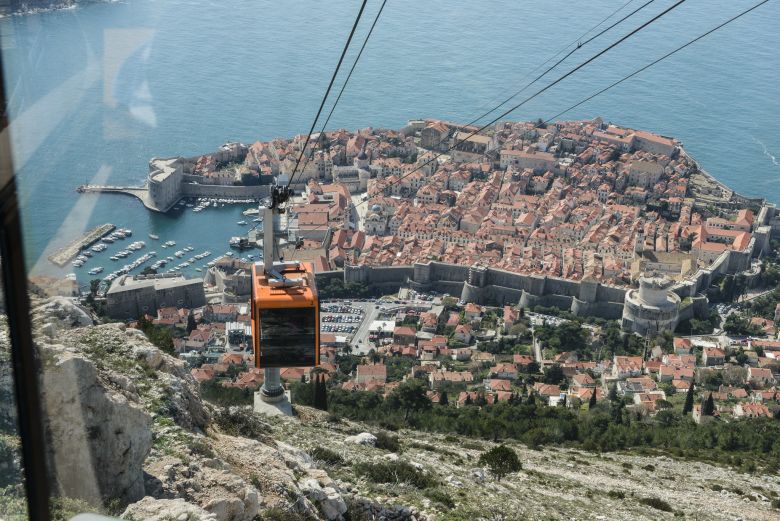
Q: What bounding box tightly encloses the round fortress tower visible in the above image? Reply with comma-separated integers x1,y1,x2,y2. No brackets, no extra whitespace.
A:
622,272,681,335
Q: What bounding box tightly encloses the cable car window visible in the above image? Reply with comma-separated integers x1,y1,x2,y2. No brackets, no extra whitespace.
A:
259,307,317,367
0,255,28,518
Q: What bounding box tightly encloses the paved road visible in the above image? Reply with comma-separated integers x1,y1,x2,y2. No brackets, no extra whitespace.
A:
321,298,437,355
351,302,380,355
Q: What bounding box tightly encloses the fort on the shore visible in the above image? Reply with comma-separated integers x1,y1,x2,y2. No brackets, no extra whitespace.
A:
88,117,780,333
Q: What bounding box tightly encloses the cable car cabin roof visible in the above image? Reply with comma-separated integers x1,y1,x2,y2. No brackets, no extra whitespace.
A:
251,261,318,308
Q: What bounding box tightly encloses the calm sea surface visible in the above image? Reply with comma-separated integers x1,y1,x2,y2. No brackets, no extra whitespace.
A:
1,0,779,282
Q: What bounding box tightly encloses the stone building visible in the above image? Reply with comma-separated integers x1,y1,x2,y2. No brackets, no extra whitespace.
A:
205,257,252,302
106,275,206,319
148,157,184,211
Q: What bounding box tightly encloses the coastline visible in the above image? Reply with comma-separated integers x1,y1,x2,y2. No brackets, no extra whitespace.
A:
0,0,109,18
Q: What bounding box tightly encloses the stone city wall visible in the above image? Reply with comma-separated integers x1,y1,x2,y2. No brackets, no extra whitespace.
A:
340,261,628,320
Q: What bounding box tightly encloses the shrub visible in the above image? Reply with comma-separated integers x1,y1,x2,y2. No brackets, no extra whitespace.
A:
607,490,625,499
478,445,522,481
771,498,780,509
51,497,101,521
710,484,723,492
310,447,344,466
642,464,655,471
251,475,262,489
213,408,270,441
423,488,455,510
200,380,253,406
353,461,435,489
190,437,215,458
374,431,400,453
639,497,673,512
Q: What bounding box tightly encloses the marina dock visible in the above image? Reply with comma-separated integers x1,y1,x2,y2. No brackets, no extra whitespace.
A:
48,223,115,267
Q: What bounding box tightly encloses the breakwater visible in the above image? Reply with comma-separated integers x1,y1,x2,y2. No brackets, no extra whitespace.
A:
48,223,115,267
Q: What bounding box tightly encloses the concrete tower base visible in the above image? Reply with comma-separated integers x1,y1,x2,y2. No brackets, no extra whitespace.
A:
253,390,293,417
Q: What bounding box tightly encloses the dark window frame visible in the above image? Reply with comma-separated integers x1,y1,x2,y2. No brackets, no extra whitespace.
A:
0,50,52,521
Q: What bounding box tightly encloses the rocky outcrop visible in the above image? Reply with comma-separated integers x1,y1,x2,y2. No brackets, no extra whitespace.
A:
42,351,152,504
123,497,218,521
27,297,211,508
344,432,376,446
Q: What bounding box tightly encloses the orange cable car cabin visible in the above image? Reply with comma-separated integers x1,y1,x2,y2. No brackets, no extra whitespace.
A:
251,260,320,368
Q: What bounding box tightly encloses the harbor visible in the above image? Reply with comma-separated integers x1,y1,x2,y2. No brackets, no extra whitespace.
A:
45,197,264,287
47,223,116,267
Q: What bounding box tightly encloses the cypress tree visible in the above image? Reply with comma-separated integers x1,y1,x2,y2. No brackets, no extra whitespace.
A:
464,394,473,406
608,384,618,402
320,374,328,411
526,392,536,406
308,373,318,407
187,311,197,333
440,390,449,406
588,389,598,410
702,392,715,416
309,374,320,409
682,380,695,415
312,374,324,410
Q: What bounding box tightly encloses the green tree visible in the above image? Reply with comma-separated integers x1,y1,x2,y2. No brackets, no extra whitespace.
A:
187,310,197,334
321,374,329,410
610,400,624,425
608,384,618,402
543,364,565,384
478,445,522,481
312,373,328,411
682,380,695,415
702,393,715,416
588,389,598,410
387,379,432,420
136,315,175,355
439,390,449,406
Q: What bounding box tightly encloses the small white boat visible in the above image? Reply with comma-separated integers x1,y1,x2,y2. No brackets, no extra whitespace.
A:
149,234,159,240
236,220,247,225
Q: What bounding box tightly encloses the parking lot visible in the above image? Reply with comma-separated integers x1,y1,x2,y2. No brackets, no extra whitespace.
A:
320,304,363,334
319,296,441,355
319,300,373,345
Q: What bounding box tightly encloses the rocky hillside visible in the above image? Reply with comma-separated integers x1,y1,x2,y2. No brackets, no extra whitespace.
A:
2,296,780,520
